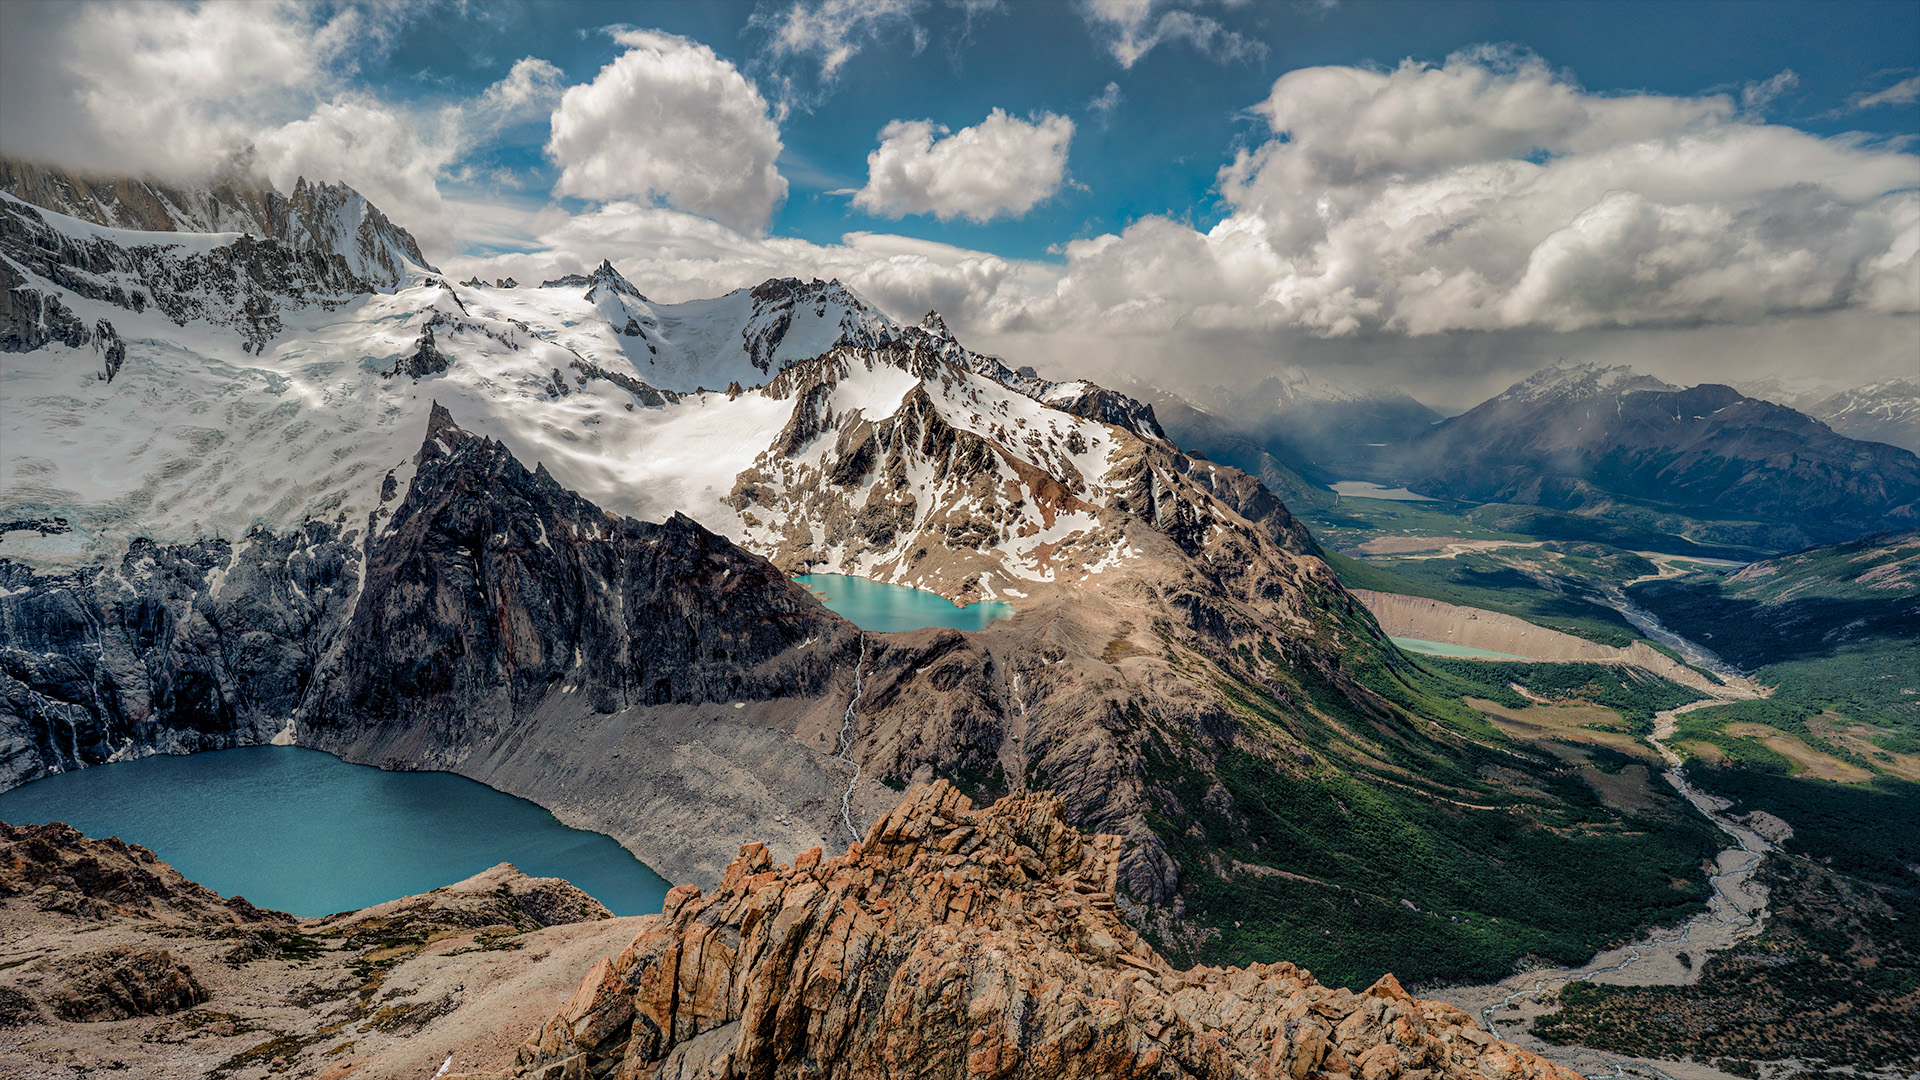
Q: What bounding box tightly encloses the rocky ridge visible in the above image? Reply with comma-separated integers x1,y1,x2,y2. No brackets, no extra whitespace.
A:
0,820,639,1078
1,161,430,362
499,781,1579,1080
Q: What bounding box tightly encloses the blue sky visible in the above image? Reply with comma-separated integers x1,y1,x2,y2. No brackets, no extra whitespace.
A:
355,0,1920,260
1,0,1915,399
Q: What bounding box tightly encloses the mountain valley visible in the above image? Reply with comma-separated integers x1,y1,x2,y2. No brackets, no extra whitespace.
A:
2,160,1916,1080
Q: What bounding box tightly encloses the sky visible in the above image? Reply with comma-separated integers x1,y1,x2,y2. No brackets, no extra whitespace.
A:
1,0,1917,408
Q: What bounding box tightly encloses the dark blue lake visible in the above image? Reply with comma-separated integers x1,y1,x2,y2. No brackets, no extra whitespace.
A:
0,746,670,919
795,573,1014,633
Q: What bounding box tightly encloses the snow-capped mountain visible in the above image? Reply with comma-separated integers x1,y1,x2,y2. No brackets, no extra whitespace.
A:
1482,360,1678,405
3,175,1733,973
1,157,430,290
1805,377,1920,455
0,191,1221,609
2,165,433,368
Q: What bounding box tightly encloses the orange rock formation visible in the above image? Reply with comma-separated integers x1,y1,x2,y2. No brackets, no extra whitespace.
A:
499,781,1580,1080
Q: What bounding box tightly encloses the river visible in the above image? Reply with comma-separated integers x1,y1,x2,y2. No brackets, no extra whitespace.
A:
1435,681,1776,1080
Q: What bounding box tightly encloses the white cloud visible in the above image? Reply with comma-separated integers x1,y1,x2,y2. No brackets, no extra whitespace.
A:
1852,74,1920,110
749,0,926,113
0,0,390,179
441,201,1052,329
850,109,1074,223
1088,81,1124,117
1740,69,1798,114
255,96,462,247
476,57,566,129
1077,0,1266,69
0,1,568,255
546,29,788,234
1035,50,1920,338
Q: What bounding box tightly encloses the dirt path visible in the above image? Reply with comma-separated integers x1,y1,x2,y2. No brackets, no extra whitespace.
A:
1434,696,1776,1080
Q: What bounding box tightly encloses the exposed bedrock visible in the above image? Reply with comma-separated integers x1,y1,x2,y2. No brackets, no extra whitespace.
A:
0,522,360,790
502,781,1581,1080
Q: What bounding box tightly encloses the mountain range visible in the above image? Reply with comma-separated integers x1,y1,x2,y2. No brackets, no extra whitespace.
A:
0,163,1731,992
1376,362,1920,550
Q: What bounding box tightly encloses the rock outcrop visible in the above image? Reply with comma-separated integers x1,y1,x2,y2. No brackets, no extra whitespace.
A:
0,820,292,926
0,821,646,1078
503,782,1580,1080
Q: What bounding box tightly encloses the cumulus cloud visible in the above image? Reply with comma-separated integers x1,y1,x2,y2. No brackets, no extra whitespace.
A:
1077,0,1266,69
850,109,1074,222
546,29,788,234
476,57,567,129
1035,50,1920,338
0,1,573,253
0,0,389,178
255,96,462,245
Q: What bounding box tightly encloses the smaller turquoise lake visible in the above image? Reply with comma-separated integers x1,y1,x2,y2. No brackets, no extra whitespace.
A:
0,746,670,918
1390,635,1528,660
795,573,1013,633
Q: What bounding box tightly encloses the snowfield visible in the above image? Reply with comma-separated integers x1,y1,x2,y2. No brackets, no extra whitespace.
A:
4,200,1175,596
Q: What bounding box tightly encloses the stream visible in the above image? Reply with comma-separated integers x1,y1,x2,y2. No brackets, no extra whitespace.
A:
1589,583,1744,678
1436,689,1776,1080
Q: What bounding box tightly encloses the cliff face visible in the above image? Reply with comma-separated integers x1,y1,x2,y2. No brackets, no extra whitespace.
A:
303,402,856,736
503,781,1579,1080
0,522,359,790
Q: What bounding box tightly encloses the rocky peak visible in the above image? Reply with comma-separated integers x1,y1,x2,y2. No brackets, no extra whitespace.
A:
276,175,434,290
506,780,1580,1080
1499,360,1675,404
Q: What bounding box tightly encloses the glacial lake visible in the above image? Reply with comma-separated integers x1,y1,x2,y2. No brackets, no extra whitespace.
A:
1327,481,1437,502
795,573,1014,633
0,746,670,919
1390,635,1528,660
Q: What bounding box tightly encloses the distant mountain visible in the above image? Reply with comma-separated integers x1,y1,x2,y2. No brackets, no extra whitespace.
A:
1137,367,1440,490
1389,361,1920,548
1806,378,1920,455
1135,394,1336,511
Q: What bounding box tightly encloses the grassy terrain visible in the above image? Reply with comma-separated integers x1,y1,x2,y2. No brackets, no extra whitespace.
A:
1531,768,1920,1073
1463,504,1775,561
1631,533,1920,757
1140,631,1719,991
1324,549,1643,647
1413,657,1701,730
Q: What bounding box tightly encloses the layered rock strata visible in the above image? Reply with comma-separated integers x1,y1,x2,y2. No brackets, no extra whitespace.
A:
503,781,1580,1080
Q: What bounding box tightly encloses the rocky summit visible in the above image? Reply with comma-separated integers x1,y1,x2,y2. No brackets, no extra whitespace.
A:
498,781,1578,1080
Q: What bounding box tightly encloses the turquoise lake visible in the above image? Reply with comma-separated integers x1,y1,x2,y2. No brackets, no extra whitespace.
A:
795,573,1013,633
0,746,670,919
1389,635,1529,660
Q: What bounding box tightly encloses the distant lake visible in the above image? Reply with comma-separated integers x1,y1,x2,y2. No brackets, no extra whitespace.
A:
0,746,670,919
1390,635,1528,660
1329,481,1437,502
796,573,1014,633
